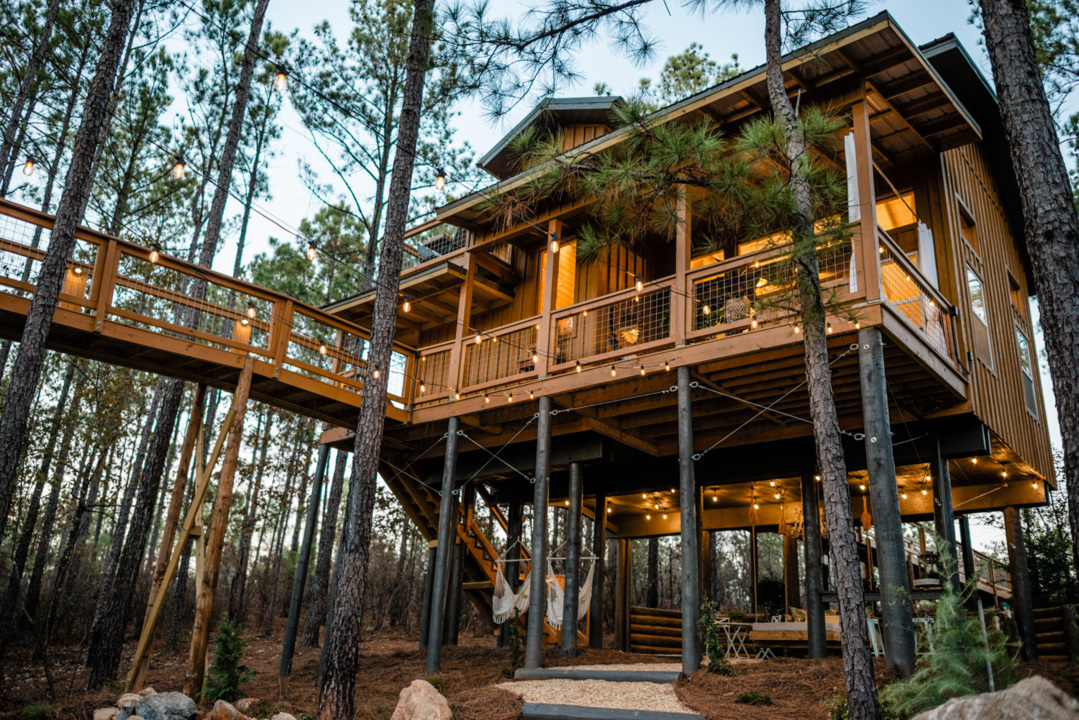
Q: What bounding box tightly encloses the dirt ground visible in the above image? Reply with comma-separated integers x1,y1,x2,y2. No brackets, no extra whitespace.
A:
2,630,1076,720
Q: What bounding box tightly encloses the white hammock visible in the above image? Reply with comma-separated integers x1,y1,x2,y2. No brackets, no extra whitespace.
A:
544,558,596,630
492,562,531,624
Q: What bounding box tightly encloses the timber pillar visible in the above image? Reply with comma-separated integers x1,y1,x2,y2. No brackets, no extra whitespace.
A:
425,416,460,675
858,326,916,677
676,366,701,674
524,395,553,669
561,462,583,655
783,532,800,613
589,494,606,649
801,470,826,658
614,537,631,651
930,437,959,591
1003,506,1038,661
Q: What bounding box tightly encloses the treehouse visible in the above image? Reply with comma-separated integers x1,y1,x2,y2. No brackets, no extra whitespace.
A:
324,12,1055,668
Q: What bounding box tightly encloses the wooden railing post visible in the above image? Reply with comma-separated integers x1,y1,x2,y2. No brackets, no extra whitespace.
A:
536,219,562,378
673,190,691,346
269,299,293,377
91,239,121,331
852,92,880,304
447,253,475,396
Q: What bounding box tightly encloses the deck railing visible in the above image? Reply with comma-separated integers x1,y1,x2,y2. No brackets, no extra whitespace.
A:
0,200,412,404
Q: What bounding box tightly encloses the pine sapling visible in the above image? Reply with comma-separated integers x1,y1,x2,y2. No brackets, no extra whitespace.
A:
203,617,256,702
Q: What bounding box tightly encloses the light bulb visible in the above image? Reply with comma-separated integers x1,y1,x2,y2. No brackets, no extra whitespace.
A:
372,367,380,379
901,492,908,499
654,503,659,509
664,361,670,372
815,475,821,481
475,333,482,345
435,167,446,191
662,514,668,520
855,321,861,329
711,495,717,503
1032,480,1038,489
756,277,768,288
402,297,411,313
529,390,534,400
240,317,250,326
22,156,35,176
635,275,643,293
549,237,559,254
751,319,758,329
921,488,928,495
246,303,256,319
607,507,612,513
576,361,582,373
73,266,82,275
454,390,461,400
753,503,759,510
702,304,711,315
774,493,780,499
319,343,328,355
508,393,514,402
420,382,426,394
769,481,775,487
794,325,801,334
640,367,645,376
149,243,161,264
972,458,978,465
273,67,288,91
610,365,616,377
171,156,185,179
306,242,317,261
484,394,489,403
827,322,833,334
491,335,497,343
641,494,647,499
859,484,866,491
531,350,538,363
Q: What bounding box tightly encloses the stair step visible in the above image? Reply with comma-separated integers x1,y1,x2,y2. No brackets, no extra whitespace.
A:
629,646,683,657
630,633,682,649
514,668,681,684
1037,642,1067,654
631,606,683,619
1033,607,1063,619
522,703,701,720
629,614,682,629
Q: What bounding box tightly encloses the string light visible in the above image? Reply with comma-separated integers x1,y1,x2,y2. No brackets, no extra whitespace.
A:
662,514,668,520
246,302,256,319
610,365,617,377
664,361,670,372
273,65,288,91
702,304,711,315
484,393,490,403
826,322,833,334
372,367,380,379
646,514,651,520
306,241,317,261
635,275,643,293
576,361,582,373
435,167,446,191
774,492,781,499
769,480,776,487
640,366,646,376
753,503,759,510
549,235,559,254
794,325,801,334
22,156,35,176
751,318,758,329
641,493,647,499
319,342,328,355
171,155,186,179
149,243,161,264
420,382,426,394
901,492,907,499
921,488,928,495
402,295,411,313
607,507,612,513
454,390,461,400
475,333,483,345
972,458,978,465
508,392,514,402
528,390,534,400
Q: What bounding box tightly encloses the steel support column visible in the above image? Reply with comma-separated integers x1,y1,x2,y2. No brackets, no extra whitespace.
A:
589,494,606,649
524,395,553,669
676,366,701,674
614,537,631,652
1003,506,1038,661
419,542,437,649
425,416,459,675
931,437,959,591
858,326,915,677
958,515,977,607
500,500,524,647
561,462,583,655
801,470,826,658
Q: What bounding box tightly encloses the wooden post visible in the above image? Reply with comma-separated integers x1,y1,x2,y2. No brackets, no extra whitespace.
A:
676,366,701,673
783,532,800,615
801,470,826,658
958,515,978,608
535,220,562,378
426,416,460,675
589,494,606,649
858,326,916,677
673,190,691,346
418,541,437,650
751,526,759,616
852,95,880,303
1003,506,1038,661
524,394,553,668
280,443,330,678
447,257,475,396
700,525,713,605
183,357,254,697
561,462,583,656
614,538,631,652
930,437,959,591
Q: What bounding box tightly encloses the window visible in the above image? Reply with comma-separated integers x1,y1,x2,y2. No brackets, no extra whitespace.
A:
1008,273,1027,322
959,206,979,254
876,191,917,231
1016,328,1038,417
537,241,578,312
967,265,993,368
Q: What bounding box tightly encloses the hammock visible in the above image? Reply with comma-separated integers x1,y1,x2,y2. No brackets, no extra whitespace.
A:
545,558,596,630
492,562,531,624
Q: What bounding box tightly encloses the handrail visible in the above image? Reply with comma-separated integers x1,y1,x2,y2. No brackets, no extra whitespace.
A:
877,226,952,314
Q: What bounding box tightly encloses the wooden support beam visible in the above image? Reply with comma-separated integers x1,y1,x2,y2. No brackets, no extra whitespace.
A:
183,356,254,697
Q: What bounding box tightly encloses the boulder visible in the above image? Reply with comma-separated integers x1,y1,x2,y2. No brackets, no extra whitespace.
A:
232,699,258,715
390,680,452,720
117,693,142,712
94,708,120,720
204,700,250,720
912,676,1079,720
269,713,297,720
120,691,197,720
138,687,157,697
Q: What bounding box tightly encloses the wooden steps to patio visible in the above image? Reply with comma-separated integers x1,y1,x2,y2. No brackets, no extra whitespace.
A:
630,606,682,655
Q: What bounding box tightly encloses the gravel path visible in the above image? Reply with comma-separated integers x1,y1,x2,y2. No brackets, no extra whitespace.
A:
562,663,683,672
498,678,692,713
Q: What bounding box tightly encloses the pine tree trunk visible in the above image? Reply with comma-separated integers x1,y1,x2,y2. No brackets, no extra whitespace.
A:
316,2,435,717
646,538,659,608
0,0,62,180
301,449,346,647
762,1,878,717
979,0,1079,582
0,0,136,546
229,408,271,622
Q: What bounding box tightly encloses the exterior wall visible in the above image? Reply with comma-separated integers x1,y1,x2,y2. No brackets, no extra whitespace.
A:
938,143,1054,481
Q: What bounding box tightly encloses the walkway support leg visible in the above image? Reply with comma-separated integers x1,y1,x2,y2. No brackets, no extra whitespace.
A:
561,462,583,655
425,416,460,675
524,394,553,669
783,532,800,614
500,500,523,648
1003,506,1038,661
615,538,631,652
801,469,826,658
858,326,916,677
183,357,253,697
419,541,437,649
444,490,464,646
931,437,959,591
958,515,977,607
676,366,701,674
589,494,606,649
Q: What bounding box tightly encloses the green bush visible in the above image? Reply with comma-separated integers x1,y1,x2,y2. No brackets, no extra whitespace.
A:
21,705,51,720
699,600,735,675
735,690,772,706
880,548,1017,717
202,617,256,702
426,677,444,691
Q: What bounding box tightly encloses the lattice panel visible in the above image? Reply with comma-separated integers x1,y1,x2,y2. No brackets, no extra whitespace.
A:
417,348,451,396
553,288,671,365
879,243,954,360
462,324,538,388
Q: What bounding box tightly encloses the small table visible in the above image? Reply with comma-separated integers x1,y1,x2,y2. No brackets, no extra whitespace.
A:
720,621,752,659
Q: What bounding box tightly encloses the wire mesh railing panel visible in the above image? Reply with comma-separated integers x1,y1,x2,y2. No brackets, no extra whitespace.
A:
552,287,671,366
286,310,367,383
0,213,55,293
462,323,538,388
417,348,451,397
110,253,271,352
878,240,954,362
403,225,470,269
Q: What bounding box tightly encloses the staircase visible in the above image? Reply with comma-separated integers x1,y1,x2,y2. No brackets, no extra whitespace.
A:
381,461,582,646
630,606,682,655
1033,605,1078,662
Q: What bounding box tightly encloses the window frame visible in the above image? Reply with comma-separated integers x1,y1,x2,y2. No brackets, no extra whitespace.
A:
966,263,994,371
1014,325,1039,419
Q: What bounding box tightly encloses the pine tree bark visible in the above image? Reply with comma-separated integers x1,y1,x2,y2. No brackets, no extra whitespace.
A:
316,2,434,717
229,407,271,622
762,1,878,717
979,0,1079,582
0,0,136,546
302,449,346,646
646,537,659,607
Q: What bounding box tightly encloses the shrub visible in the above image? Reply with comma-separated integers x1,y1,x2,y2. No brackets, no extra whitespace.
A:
735,690,772,706
22,705,51,720
426,677,444,691
880,547,1017,717
699,600,735,675
202,617,256,702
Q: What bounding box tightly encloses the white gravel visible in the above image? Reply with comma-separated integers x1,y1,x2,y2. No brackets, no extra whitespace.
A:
497,678,692,712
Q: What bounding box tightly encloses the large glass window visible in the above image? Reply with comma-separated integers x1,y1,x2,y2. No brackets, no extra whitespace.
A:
967,265,993,368
1016,328,1038,417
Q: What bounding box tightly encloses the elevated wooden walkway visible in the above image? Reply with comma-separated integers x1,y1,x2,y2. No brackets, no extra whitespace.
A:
0,198,411,428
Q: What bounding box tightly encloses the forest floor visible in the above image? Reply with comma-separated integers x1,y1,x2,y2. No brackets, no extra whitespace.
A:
2,628,1077,720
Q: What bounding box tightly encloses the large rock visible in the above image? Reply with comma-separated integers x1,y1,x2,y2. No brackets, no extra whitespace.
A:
117,693,142,713
232,699,258,715
269,713,297,720
912,676,1079,720
204,700,250,720
94,708,119,720
139,687,157,697
117,691,197,720
390,680,452,720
